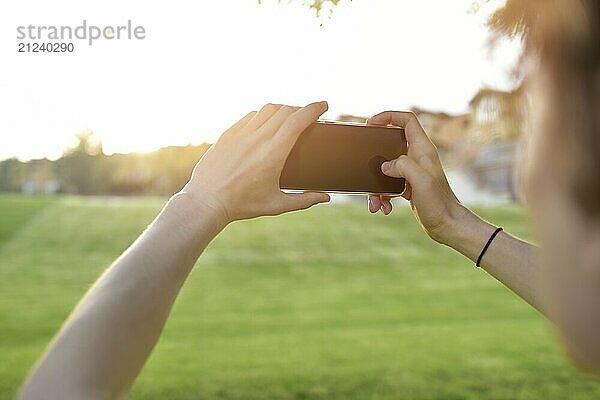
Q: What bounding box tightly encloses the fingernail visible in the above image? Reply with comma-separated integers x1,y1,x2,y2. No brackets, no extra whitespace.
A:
381,161,391,172
319,101,328,111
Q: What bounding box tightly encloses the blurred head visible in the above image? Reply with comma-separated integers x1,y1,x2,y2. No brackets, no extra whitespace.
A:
514,0,600,370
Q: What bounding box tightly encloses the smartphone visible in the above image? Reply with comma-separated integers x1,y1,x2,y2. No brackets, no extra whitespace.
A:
280,121,407,195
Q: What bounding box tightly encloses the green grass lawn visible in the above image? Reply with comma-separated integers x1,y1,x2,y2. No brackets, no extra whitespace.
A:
1,195,599,399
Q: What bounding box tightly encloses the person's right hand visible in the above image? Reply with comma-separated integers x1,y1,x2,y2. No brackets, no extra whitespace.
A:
367,111,469,244
181,101,330,227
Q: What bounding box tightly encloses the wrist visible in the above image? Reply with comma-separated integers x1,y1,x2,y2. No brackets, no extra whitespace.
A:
428,203,471,245
441,206,498,262
163,191,229,239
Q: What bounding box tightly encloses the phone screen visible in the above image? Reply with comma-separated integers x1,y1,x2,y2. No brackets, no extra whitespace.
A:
280,121,407,195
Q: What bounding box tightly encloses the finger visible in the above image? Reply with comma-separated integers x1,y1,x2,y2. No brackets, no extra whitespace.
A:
220,111,257,138
368,195,381,213
380,195,393,214
368,111,435,152
368,110,420,128
380,197,393,215
257,105,300,137
273,101,328,150
246,103,283,130
277,191,330,214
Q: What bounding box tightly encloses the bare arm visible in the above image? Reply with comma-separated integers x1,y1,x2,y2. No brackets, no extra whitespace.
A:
20,101,330,399
440,207,543,314
20,194,223,400
367,111,545,315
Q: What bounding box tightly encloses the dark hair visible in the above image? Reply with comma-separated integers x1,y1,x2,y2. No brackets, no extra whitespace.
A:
491,0,600,218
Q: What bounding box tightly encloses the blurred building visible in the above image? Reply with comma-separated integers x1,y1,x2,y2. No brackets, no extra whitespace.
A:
18,158,61,195
411,108,471,151
468,85,527,142
462,84,528,200
413,84,528,202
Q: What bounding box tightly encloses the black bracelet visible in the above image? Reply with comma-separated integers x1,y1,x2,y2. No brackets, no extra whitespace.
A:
476,227,503,268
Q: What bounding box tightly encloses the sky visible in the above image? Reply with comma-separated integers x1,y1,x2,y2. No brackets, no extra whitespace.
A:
0,0,521,161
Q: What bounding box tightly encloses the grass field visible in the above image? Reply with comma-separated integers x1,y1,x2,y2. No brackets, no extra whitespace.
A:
1,194,599,399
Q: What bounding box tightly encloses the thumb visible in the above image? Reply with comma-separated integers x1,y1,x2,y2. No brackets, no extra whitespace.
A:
381,155,432,189
278,191,330,213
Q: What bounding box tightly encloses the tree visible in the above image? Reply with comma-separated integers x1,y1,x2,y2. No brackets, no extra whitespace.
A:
56,130,106,194
260,0,348,17
65,130,103,157
0,158,24,192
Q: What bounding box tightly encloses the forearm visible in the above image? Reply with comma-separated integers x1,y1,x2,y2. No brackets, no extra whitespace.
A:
442,208,545,315
20,193,225,399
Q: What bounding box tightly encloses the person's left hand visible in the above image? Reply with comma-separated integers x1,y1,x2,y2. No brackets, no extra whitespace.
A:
364,111,466,245
181,101,331,225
